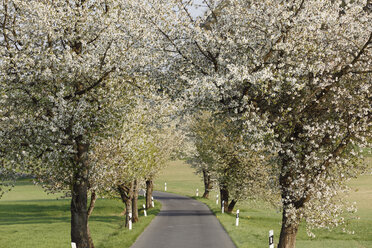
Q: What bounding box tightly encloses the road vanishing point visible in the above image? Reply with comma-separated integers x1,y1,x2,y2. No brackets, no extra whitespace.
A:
131,191,236,248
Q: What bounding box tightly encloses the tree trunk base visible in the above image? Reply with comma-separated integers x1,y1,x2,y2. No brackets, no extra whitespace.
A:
278,208,299,248
220,185,229,213
71,181,89,248
146,180,154,209
132,179,139,223
227,199,237,213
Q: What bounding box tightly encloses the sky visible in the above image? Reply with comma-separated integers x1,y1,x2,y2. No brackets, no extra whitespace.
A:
186,0,210,18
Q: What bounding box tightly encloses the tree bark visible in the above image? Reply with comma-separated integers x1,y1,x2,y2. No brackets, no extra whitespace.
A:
87,191,97,248
277,153,302,248
227,199,237,213
87,191,97,218
278,207,300,248
202,169,213,198
125,196,132,228
132,179,139,223
71,140,90,248
145,179,154,209
118,182,134,228
220,184,229,213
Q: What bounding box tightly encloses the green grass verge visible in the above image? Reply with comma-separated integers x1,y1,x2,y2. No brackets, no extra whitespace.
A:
155,160,372,248
0,179,161,248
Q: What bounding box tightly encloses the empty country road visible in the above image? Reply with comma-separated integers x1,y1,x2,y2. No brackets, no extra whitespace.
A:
131,191,236,248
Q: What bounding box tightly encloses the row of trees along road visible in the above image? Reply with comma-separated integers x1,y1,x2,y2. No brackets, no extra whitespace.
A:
1,1,371,248
90,96,182,229
187,111,277,213
132,1,371,248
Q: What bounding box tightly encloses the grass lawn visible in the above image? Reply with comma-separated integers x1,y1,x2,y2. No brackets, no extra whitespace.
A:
155,160,372,248
0,179,160,248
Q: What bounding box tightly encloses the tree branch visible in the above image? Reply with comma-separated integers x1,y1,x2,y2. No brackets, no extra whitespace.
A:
63,67,116,100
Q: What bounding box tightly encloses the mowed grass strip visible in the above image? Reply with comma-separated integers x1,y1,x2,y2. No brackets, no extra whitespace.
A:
155,160,372,248
0,179,160,248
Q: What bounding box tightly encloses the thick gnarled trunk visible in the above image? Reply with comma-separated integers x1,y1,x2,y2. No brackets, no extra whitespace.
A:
118,182,134,228
278,206,299,248
220,184,229,213
202,169,213,198
277,154,303,248
125,197,132,228
71,141,90,248
227,199,237,213
132,179,139,223
145,179,153,209
71,179,89,248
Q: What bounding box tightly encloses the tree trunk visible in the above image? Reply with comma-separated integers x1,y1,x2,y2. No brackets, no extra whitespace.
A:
87,191,97,248
87,191,97,218
277,153,301,248
202,169,213,198
278,207,300,248
71,140,90,248
145,179,153,209
227,199,237,213
86,226,94,248
125,196,132,228
132,179,139,223
220,184,229,213
118,182,134,228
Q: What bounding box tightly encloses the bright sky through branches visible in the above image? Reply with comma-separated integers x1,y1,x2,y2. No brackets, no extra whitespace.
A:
186,0,209,18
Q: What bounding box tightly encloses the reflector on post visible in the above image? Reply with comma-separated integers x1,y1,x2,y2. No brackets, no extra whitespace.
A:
269,230,274,248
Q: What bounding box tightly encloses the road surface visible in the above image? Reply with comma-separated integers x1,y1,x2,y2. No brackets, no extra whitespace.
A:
131,191,236,248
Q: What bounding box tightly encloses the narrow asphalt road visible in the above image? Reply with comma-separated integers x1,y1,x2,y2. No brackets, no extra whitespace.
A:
131,191,236,248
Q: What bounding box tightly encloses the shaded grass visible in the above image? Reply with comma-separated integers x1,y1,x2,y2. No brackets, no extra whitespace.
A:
0,179,161,248
155,160,372,248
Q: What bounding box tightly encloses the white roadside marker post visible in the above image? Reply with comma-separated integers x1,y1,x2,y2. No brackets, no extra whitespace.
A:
71,242,77,248
269,230,274,248
196,188,199,197
221,200,224,214
216,194,219,205
165,182,167,191
129,212,132,230
151,196,155,208
236,209,240,226
143,204,147,217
